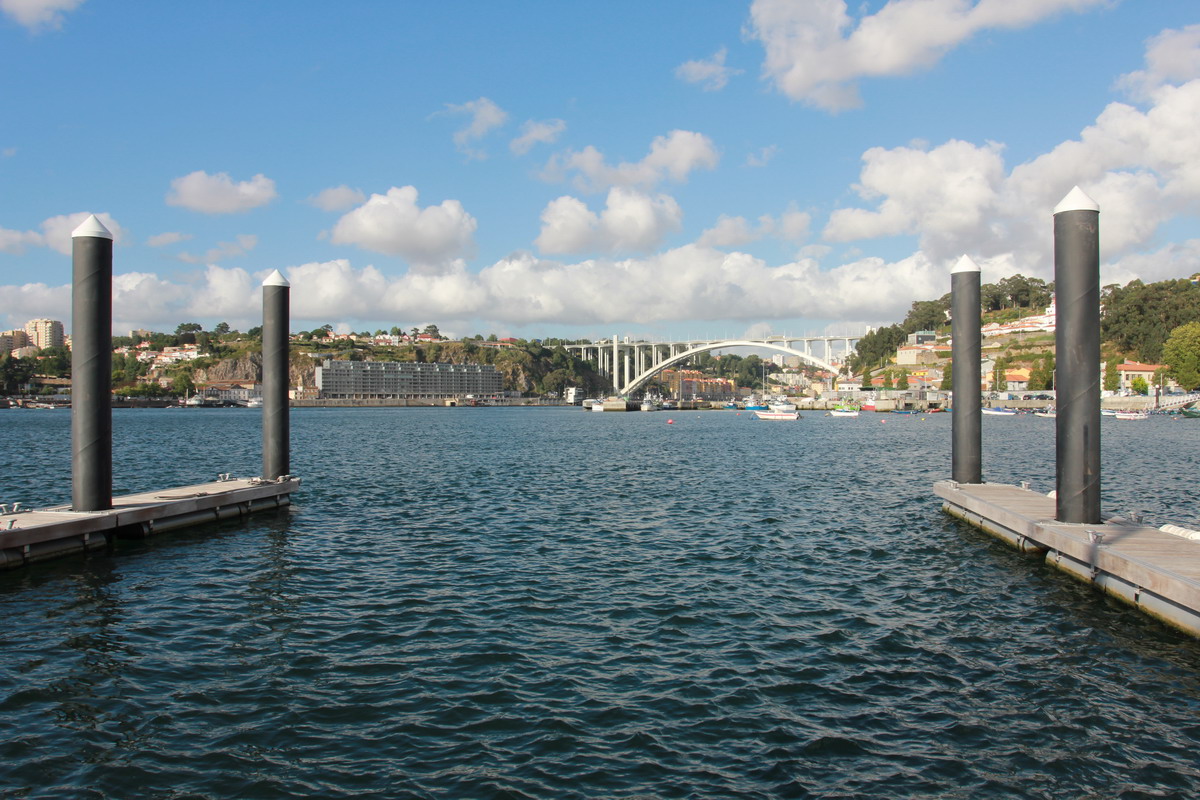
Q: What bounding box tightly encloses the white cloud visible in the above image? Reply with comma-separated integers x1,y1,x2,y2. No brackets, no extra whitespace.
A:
309,185,366,212
438,97,508,159
747,0,1107,111
41,212,126,254
510,119,566,155
1117,25,1200,101
178,234,258,264
166,170,278,214
699,209,811,248
823,139,1007,260
746,145,779,167
0,0,84,30
146,231,192,247
329,185,477,270
0,226,43,254
0,211,125,255
535,188,683,255
675,46,742,91
543,130,719,192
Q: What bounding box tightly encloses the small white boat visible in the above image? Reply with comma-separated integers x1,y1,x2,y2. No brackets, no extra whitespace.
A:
1115,411,1149,421
582,398,600,410
246,396,264,408
753,409,800,420
1100,408,1118,417
982,407,1018,416
1033,409,1055,418
829,408,859,417
640,400,659,412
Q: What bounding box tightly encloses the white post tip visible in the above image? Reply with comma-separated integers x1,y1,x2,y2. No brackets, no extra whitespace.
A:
1054,186,1099,214
71,214,114,240
262,269,290,287
951,255,980,275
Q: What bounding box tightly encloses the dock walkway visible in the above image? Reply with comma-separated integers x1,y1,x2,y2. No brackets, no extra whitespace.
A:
0,476,299,569
935,480,1200,637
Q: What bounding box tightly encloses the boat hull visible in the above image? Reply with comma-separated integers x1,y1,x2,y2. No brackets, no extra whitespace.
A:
753,410,800,420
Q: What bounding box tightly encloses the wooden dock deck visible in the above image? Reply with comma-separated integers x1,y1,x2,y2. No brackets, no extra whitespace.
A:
935,480,1200,637
0,476,300,569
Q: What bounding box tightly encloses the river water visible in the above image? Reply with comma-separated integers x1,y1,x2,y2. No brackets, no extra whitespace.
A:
2,407,1199,798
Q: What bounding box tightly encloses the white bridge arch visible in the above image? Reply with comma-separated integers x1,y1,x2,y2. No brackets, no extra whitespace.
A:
565,334,864,397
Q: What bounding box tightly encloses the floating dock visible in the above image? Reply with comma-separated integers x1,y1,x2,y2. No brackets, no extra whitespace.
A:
936,480,1200,637
0,476,299,570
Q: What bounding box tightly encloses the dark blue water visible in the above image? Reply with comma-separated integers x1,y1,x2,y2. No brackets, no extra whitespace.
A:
2,407,1200,798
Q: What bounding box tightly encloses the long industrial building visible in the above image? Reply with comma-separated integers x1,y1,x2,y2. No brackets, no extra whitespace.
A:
314,359,503,399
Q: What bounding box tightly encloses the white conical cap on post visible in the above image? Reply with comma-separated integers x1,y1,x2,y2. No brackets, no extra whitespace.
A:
262,269,290,287
950,254,980,274
71,214,113,240
1054,186,1099,215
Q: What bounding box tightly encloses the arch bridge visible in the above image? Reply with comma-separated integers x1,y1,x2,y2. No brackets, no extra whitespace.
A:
564,334,865,397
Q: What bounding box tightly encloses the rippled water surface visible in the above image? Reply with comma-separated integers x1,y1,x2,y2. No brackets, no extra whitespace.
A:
3,407,1200,798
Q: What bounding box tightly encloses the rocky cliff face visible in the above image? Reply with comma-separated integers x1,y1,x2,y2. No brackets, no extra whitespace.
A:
193,352,317,389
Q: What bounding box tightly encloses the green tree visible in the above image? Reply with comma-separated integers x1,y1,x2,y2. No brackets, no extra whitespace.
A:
1104,356,1122,392
175,322,203,335
1162,321,1200,391
171,372,195,396
939,363,952,390
1131,375,1149,395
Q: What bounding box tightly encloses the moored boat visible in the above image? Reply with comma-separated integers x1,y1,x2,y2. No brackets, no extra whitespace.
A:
1115,411,1149,421
753,409,801,420
982,407,1018,416
829,408,859,417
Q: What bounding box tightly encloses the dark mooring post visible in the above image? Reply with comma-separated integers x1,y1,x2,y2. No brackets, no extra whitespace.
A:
1054,186,1101,524
951,254,982,484
71,215,114,511
262,269,290,480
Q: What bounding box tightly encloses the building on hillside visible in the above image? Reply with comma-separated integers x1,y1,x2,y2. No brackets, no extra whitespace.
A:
1004,368,1032,392
1,329,31,354
129,328,154,340
315,360,503,399
895,345,952,366
24,319,64,349
1112,360,1177,392
907,330,937,345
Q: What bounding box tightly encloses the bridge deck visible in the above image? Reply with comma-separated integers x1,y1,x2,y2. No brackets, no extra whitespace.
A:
935,480,1200,637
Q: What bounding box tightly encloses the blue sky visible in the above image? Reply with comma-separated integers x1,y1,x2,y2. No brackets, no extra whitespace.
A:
1,0,1198,340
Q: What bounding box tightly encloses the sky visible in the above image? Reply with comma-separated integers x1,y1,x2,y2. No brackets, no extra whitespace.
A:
1,0,1199,342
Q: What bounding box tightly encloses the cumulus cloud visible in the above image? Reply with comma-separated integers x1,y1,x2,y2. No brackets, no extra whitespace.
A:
543,130,719,192
178,234,258,264
699,209,811,247
675,46,742,91
166,170,278,214
822,41,1200,277
1,211,125,255
747,0,1106,111
0,226,43,254
536,188,683,255
309,185,366,212
1117,25,1200,101
437,97,508,159
329,185,477,270
746,145,779,167
510,119,566,155
0,0,85,30
146,231,192,247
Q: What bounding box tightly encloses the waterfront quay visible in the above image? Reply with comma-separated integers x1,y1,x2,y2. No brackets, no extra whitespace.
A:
0,476,299,570
936,481,1200,636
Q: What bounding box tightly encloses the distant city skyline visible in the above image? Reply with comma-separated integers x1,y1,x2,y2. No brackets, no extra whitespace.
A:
1,1,1198,341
